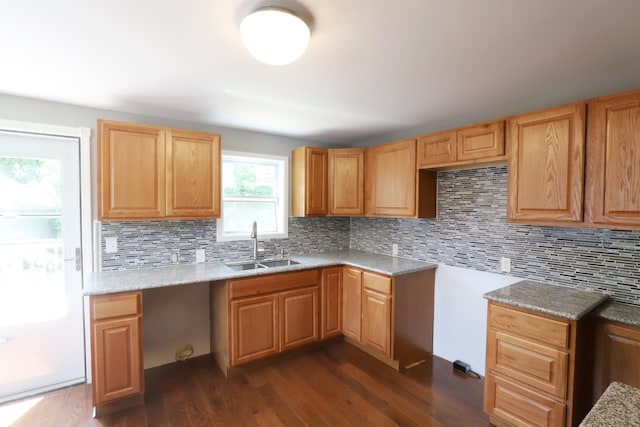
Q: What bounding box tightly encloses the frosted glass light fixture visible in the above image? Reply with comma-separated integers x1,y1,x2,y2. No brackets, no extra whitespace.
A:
240,7,310,66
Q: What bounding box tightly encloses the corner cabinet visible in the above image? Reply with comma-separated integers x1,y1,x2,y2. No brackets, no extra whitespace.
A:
484,302,590,427
320,267,343,339
98,119,221,220
507,103,586,226
341,267,435,370
585,89,640,230
90,291,144,416
328,148,365,216
291,146,328,216
365,138,436,218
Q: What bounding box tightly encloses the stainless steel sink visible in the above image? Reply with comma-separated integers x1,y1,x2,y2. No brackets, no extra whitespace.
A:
225,258,299,271
260,259,300,268
225,262,267,271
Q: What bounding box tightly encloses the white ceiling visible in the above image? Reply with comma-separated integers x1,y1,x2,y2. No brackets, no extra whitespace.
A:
2,0,640,144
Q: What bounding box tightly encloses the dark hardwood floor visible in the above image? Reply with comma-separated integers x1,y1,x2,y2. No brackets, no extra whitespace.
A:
1,341,489,426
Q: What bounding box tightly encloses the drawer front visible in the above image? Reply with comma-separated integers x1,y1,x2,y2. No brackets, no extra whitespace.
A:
362,271,392,295
487,330,568,399
485,374,566,427
91,292,141,321
229,269,319,299
489,304,569,349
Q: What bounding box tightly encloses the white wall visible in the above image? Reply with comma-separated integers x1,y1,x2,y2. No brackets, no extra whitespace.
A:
433,264,520,376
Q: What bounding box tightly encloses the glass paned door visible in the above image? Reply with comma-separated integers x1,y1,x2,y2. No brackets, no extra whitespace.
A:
0,130,85,403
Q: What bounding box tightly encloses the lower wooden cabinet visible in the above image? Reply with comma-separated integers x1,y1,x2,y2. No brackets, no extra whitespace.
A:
361,288,392,359
342,267,362,342
230,294,279,366
592,320,640,403
484,302,590,427
320,267,342,339
280,286,319,351
90,291,143,410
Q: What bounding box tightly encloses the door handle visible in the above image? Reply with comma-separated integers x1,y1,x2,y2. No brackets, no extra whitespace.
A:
63,248,82,272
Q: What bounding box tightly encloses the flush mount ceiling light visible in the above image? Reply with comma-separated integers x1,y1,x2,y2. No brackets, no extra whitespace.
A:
240,7,310,66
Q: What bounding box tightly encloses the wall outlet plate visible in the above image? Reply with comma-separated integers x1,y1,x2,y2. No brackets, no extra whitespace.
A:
500,257,511,273
392,243,398,256
105,237,117,253
196,249,205,264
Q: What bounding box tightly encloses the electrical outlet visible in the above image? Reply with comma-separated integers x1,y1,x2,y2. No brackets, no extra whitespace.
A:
196,249,205,263
105,237,118,253
501,257,511,273
171,253,179,263
392,243,398,256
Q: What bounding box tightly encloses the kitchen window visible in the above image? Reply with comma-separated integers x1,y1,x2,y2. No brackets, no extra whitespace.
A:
216,151,288,241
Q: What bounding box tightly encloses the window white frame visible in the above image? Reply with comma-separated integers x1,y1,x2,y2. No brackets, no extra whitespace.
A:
216,150,289,241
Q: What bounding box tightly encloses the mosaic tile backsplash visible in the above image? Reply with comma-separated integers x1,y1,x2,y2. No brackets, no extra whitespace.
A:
351,166,640,306
101,165,640,306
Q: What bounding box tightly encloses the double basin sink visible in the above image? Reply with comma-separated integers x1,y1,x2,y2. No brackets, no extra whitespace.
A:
225,258,300,271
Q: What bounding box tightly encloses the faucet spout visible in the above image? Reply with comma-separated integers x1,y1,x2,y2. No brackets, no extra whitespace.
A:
251,221,258,261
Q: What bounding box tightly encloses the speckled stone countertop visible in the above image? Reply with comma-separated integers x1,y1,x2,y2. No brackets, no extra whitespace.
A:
484,280,609,320
580,381,640,426
84,249,437,296
594,301,640,328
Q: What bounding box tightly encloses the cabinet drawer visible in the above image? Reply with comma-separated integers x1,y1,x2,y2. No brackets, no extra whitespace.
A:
362,271,392,295
487,330,568,399
91,292,141,321
485,374,566,427
489,304,569,349
229,269,319,299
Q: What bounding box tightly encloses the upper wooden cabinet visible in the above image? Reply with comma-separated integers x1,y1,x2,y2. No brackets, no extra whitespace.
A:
98,119,221,220
507,103,586,226
417,120,506,169
365,138,436,218
291,146,328,216
328,148,365,216
586,89,640,230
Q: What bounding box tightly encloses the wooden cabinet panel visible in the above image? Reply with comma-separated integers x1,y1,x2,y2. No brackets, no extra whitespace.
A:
485,374,566,427
457,120,505,161
328,148,364,215
593,321,640,398
586,89,640,229
342,267,362,342
417,131,456,167
90,291,143,407
321,267,342,339
230,295,278,366
366,138,417,217
228,269,319,299
166,130,220,218
487,330,568,399
362,270,392,295
280,286,319,351
292,146,328,216
98,120,165,219
361,289,392,359
489,304,569,349
507,103,586,225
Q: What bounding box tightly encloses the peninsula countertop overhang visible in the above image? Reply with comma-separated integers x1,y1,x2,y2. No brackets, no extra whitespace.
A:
83,249,438,296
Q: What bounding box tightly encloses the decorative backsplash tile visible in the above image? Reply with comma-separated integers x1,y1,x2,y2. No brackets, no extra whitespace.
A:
351,166,640,306
100,217,350,271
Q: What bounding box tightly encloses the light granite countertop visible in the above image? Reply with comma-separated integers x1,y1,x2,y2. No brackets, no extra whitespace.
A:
595,301,640,328
84,249,437,295
483,280,609,320
580,381,640,426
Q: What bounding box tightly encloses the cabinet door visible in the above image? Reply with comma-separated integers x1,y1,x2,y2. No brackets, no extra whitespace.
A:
457,120,505,161
321,267,342,339
92,316,143,405
507,103,586,225
230,294,278,366
328,148,364,215
594,322,640,395
166,130,221,218
361,289,392,359
366,138,417,217
417,130,456,167
292,147,328,216
342,267,362,342
98,120,165,219
586,90,640,229
280,286,319,351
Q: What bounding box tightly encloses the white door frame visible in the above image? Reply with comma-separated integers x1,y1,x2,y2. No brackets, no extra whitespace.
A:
0,118,94,381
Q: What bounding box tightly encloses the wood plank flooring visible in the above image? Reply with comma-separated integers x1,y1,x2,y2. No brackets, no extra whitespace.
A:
1,341,489,426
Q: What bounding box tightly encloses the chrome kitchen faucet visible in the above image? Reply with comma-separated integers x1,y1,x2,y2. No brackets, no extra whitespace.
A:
251,221,258,261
